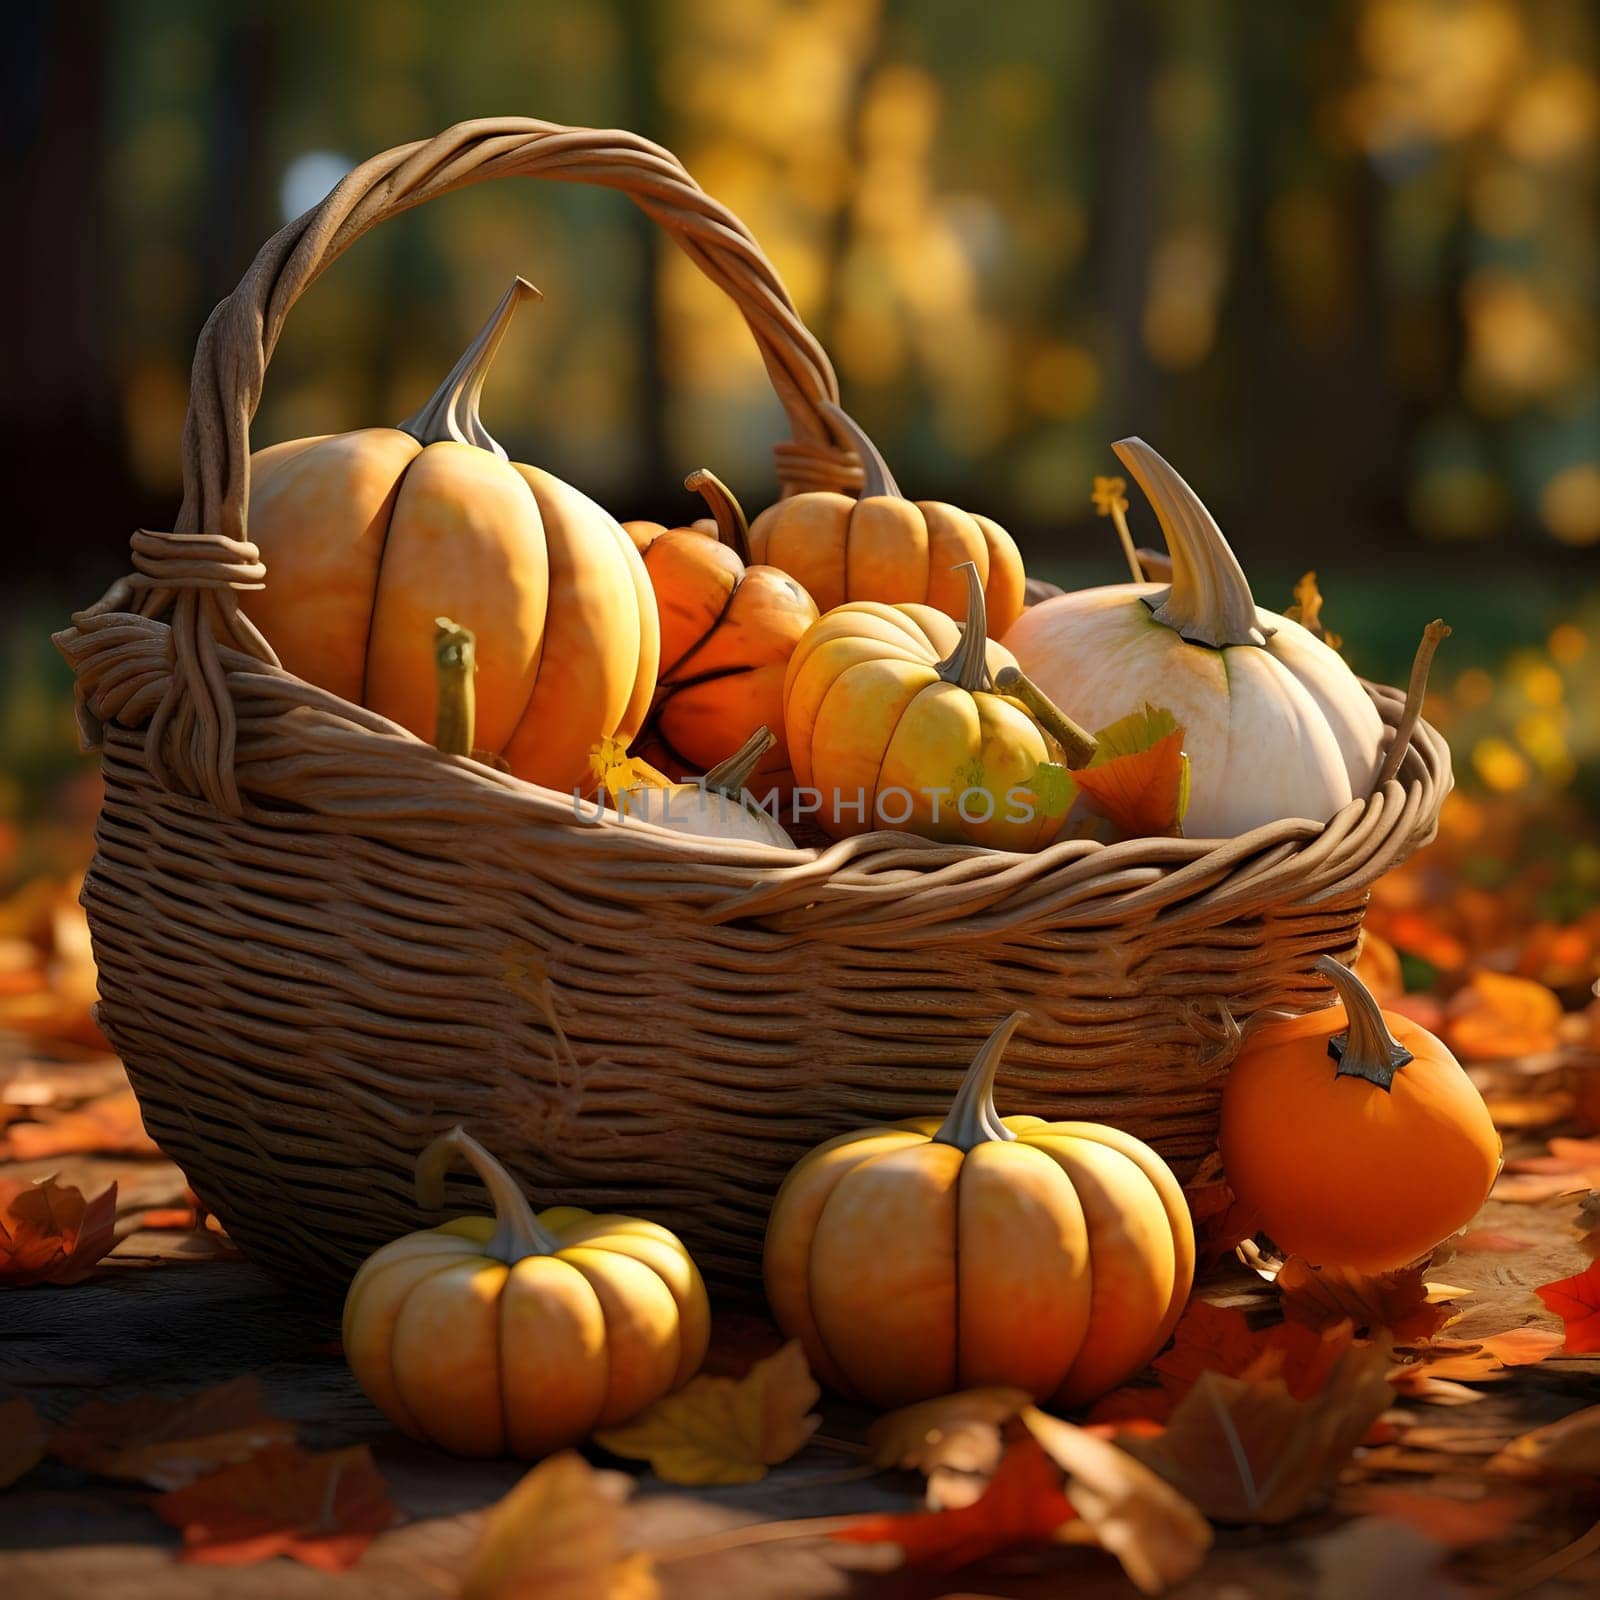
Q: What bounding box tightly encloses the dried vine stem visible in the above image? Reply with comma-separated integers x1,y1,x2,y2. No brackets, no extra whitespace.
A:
1374,619,1451,789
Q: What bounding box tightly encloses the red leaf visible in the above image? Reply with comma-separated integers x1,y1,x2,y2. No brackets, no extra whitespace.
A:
0,1175,118,1285
1154,1300,1356,1402
1534,1259,1600,1354
830,1433,1077,1571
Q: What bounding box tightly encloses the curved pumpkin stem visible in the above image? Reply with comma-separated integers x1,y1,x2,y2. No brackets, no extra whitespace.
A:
933,1013,1027,1150
1111,438,1269,650
937,562,992,694
399,277,540,461
433,617,476,757
819,401,901,499
993,664,1098,769
414,1125,560,1263
702,726,775,799
1315,955,1414,1092
685,469,752,564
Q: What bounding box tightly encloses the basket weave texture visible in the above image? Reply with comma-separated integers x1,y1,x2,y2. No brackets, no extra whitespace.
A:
57,119,1451,1293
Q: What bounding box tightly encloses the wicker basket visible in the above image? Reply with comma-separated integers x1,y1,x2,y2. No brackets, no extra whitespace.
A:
57,118,1450,1295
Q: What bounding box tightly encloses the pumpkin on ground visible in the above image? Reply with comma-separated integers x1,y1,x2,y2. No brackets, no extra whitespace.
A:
342,1127,709,1458
624,472,817,795
783,563,1096,848
763,1013,1195,1409
746,404,1027,636
1220,955,1501,1272
241,278,659,795
1003,439,1387,837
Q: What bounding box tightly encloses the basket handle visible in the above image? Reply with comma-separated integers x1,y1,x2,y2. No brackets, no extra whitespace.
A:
85,117,866,813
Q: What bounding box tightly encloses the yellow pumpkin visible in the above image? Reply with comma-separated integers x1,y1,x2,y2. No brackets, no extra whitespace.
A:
747,405,1026,634
241,279,659,794
783,563,1095,848
343,1127,709,1458
763,1014,1195,1410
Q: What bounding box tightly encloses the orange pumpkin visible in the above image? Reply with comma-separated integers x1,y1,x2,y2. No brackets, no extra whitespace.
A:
764,1013,1194,1409
1220,955,1501,1272
241,279,659,795
746,405,1027,635
624,473,817,795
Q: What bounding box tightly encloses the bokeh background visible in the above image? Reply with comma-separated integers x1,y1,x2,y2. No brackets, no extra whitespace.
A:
3,0,1597,895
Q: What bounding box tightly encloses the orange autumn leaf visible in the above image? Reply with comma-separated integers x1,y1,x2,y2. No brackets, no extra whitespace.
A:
1442,971,1563,1061
1153,1300,1356,1402
1275,1257,1456,1344
0,1088,160,1160
0,1397,48,1488
1339,1485,1531,1548
1451,1229,1537,1253
153,1442,400,1571
53,1377,297,1489
831,1432,1077,1572
1534,1258,1600,1353
1074,707,1189,839
0,1175,117,1285
1373,910,1468,975
1506,1136,1600,1187
867,1387,1031,1505
1184,1167,1259,1271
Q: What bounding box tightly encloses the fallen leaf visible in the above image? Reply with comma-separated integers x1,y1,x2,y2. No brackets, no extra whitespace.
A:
153,1442,400,1571
868,1387,1029,1506
1074,706,1190,838
0,1088,159,1160
1123,1342,1395,1524
1534,1258,1600,1353
1443,972,1564,1061
52,1377,297,1489
831,1431,1078,1571
461,1451,658,1600
592,1339,819,1485
1488,1404,1600,1479
1153,1301,1356,1402
1276,1257,1456,1344
1022,1406,1211,1595
1184,1167,1259,1270
1449,1229,1537,1254
0,1397,48,1487
1508,1136,1600,1187
0,1175,118,1285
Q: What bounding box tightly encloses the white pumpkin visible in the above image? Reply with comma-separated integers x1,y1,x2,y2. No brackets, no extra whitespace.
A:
1004,440,1386,838
618,726,797,850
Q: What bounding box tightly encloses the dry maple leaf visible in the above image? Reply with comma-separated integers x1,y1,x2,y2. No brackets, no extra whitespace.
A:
153,1441,400,1571
1442,971,1564,1062
1184,1165,1260,1270
1073,706,1190,838
1022,1406,1212,1595
830,1431,1078,1572
0,1174,117,1285
1275,1257,1458,1344
592,1338,819,1486
52,1376,297,1489
0,1088,160,1161
1534,1258,1600,1353
1153,1300,1357,1402
0,1397,48,1488
460,1451,658,1600
867,1387,1030,1507
1123,1342,1395,1525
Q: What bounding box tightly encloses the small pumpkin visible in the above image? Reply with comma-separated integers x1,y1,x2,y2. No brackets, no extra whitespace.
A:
747,405,1027,636
624,472,818,795
783,562,1096,848
343,1127,709,1458
242,279,659,795
1004,439,1388,837
763,1013,1195,1409
612,726,797,851
1219,955,1501,1273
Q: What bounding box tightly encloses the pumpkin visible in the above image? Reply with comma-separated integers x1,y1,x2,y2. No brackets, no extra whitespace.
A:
342,1126,709,1458
624,472,817,795
763,1012,1195,1409
1003,439,1387,838
783,563,1096,848
613,726,798,851
746,405,1027,636
1219,955,1501,1272
241,279,659,795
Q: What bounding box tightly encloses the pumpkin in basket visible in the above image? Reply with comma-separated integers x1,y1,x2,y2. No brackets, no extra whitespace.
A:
747,404,1027,636
763,1013,1194,1409
343,1127,709,1458
624,471,817,794
240,278,659,795
1004,438,1388,838
784,562,1097,848
1220,956,1500,1273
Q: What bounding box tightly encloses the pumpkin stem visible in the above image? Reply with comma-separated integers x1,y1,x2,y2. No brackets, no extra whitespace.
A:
414,1125,561,1262
433,617,476,757
685,469,752,563
398,277,541,461
993,664,1099,769
819,401,902,499
1111,438,1270,650
936,562,993,693
1373,619,1451,790
933,1013,1027,1150
702,726,775,799
1314,955,1413,1092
